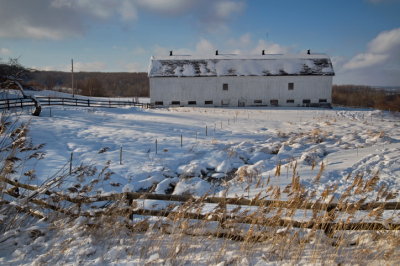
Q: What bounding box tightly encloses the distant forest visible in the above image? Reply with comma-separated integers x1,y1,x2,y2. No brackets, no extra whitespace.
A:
332,84,400,112
25,70,149,97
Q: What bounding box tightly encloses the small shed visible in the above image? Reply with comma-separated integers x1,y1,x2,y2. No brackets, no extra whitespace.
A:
148,52,334,107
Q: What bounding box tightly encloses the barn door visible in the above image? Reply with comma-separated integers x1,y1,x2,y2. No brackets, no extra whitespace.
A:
238,97,246,107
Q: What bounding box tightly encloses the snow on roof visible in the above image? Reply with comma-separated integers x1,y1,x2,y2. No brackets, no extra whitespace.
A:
148,54,335,77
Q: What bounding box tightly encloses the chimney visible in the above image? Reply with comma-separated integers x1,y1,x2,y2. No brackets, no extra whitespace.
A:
262,50,265,55
307,49,310,55
215,50,219,56
169,50,173,56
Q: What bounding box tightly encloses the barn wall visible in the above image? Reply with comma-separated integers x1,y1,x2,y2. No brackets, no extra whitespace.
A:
150,76,332,107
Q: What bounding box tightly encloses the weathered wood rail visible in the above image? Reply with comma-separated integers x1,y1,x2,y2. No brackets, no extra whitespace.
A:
2,175,400,233
35,96,150,108
0,96,151,112
0,97,37,110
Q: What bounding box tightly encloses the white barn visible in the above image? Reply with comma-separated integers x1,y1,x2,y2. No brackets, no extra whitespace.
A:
148,52,334,107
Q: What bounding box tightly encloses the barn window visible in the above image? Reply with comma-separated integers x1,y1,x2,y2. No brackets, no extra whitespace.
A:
288,83,294,90
302,99,311,104
254,100,262,104
188,101,197,105
171,101,180,105
155,101,164,105
319,99,327,103
223,83,229,91
205,100,213,105
270,99,279,106
286,99,294,103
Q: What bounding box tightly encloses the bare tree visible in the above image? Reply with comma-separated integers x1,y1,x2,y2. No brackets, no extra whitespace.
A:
0,58,41,116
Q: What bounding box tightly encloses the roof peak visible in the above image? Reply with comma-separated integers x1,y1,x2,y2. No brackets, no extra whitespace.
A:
152,53,330,61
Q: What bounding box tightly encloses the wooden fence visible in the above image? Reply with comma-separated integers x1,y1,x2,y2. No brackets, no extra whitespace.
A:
0,97,37,110
35,96,150,108
0,96,151,111
1,175,400,235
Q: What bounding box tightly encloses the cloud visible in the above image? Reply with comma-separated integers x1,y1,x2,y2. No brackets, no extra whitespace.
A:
368,28,400,53
39,61,106,72
201,1,246,33
195,38,216,55
214,1,244,19
343,28,400,70
153,35,293,57
0,0,84,40
224,34,291,55
123,62,144,72
132,47,148,56
136,0,197,14
335,28,400,86
51,0,138,20
0,0,247,40
342,53,388,69
251,40,290,54
72,61,106,72
0,0,139,40
0,48,11,56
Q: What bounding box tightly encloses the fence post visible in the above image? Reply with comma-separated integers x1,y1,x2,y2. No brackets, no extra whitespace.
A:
181,134,183,147
69,152,73,175
206,125,208,136
155,139,158,154
75,99,78,106
20,99,23,108
120,146,123,165
109,100,111,108
6,99,9,110
48,97,50,106
88,99,90,107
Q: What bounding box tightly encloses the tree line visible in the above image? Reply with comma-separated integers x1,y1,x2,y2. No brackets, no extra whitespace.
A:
26,70,149,97
1,60,149,97
332,84,400,112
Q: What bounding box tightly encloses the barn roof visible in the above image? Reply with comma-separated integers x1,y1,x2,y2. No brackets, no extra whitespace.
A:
148,54,335,77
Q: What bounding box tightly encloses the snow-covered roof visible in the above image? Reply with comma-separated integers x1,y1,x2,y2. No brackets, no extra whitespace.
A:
148,54,335,77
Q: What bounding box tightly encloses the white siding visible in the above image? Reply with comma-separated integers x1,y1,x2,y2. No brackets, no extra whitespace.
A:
150,76,332,107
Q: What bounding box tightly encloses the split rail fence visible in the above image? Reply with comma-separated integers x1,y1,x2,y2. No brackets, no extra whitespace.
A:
1,175,400,237
0,96,150,112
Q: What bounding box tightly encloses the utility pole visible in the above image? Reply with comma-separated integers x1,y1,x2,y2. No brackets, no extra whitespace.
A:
71,59,74,97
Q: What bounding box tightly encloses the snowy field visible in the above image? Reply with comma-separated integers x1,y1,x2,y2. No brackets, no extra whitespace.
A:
15,104,400,202
2,100,400,264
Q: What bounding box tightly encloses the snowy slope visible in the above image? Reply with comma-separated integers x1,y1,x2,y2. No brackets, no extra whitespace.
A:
12,104,399,204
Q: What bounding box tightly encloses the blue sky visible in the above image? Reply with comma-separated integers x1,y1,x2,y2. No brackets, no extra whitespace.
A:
1,0,399,86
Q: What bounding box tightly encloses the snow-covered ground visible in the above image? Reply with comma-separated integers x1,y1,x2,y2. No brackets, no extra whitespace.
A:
15,104,400,202
2,99,400,264
1,89,150,103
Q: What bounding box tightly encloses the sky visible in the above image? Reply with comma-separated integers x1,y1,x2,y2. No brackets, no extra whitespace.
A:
0,0,400,86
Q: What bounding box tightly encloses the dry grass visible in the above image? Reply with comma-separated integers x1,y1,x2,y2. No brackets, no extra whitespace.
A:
1,113,399,264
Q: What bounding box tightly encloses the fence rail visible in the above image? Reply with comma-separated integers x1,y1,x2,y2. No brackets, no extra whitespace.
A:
35,96,149,108
0,97,37,110
2,175,400,234
0,96,151,111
